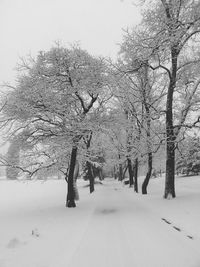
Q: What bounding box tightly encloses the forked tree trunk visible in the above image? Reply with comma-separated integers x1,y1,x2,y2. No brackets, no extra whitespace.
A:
133,158,138,193
142,152,152,194
66,146,77,208
65,93,97,206
127,158,134,187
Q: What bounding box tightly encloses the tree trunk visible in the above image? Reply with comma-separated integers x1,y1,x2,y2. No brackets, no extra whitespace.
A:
118,154,123,181
142,63,152,195
142,152,152,194
73,160,79,200
118,163,123,181
84,131,95,192
125,109,134,186
114,166,118,179
122,164,128,180
127,158,134,187
87,161,94,193
66,146,77,208
164,48,178,199
99,168,104,180
133,158,138,193
164,131,176,198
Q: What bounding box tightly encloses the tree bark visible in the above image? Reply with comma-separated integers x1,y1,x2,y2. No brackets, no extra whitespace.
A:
118,154,123,181
87,161,94,193
118,163,123,181
114,166,118,179
127,158,134,187
164,141,176,198
73,160,79,200
122,164,128,180
164,118,176,198
142,86,152,195
84,132,95,192
164,48,178,199
133,158,138,193
164,125,176,198
66,146,77,207
66,91,97,206
142,152,152,194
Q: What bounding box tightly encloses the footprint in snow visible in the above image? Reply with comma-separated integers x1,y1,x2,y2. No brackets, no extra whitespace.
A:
161,218,171,224
173,226,181,231
161,218,194,240
31,228,40,237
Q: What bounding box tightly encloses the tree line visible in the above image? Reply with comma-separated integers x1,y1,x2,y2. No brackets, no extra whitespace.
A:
1,0,200,207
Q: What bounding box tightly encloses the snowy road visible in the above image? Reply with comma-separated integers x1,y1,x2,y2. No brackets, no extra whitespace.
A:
63,180,200,267
1,178,200,267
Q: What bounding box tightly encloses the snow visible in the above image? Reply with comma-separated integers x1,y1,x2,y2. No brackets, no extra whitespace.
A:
0,176,200,267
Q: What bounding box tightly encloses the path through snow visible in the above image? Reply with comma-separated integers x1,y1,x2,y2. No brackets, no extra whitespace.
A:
0,178,200,267
64,180,200,267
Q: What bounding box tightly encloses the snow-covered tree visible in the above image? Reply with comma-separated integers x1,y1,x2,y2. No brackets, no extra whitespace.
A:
109,55,165,194
6,137,20,180
176,136,200,175
120,0,200,198
1,45,108,207
82,131,106,193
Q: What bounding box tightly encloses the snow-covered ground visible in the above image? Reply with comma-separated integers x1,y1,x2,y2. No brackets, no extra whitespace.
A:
0,175,200,267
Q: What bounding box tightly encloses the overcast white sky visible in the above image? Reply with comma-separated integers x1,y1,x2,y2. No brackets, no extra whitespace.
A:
0,0,141,84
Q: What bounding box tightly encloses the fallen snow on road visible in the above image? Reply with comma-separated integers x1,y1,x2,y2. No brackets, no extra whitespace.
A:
0,176,200,267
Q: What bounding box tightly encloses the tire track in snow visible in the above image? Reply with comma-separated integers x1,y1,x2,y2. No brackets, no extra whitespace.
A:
66,181,137,267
